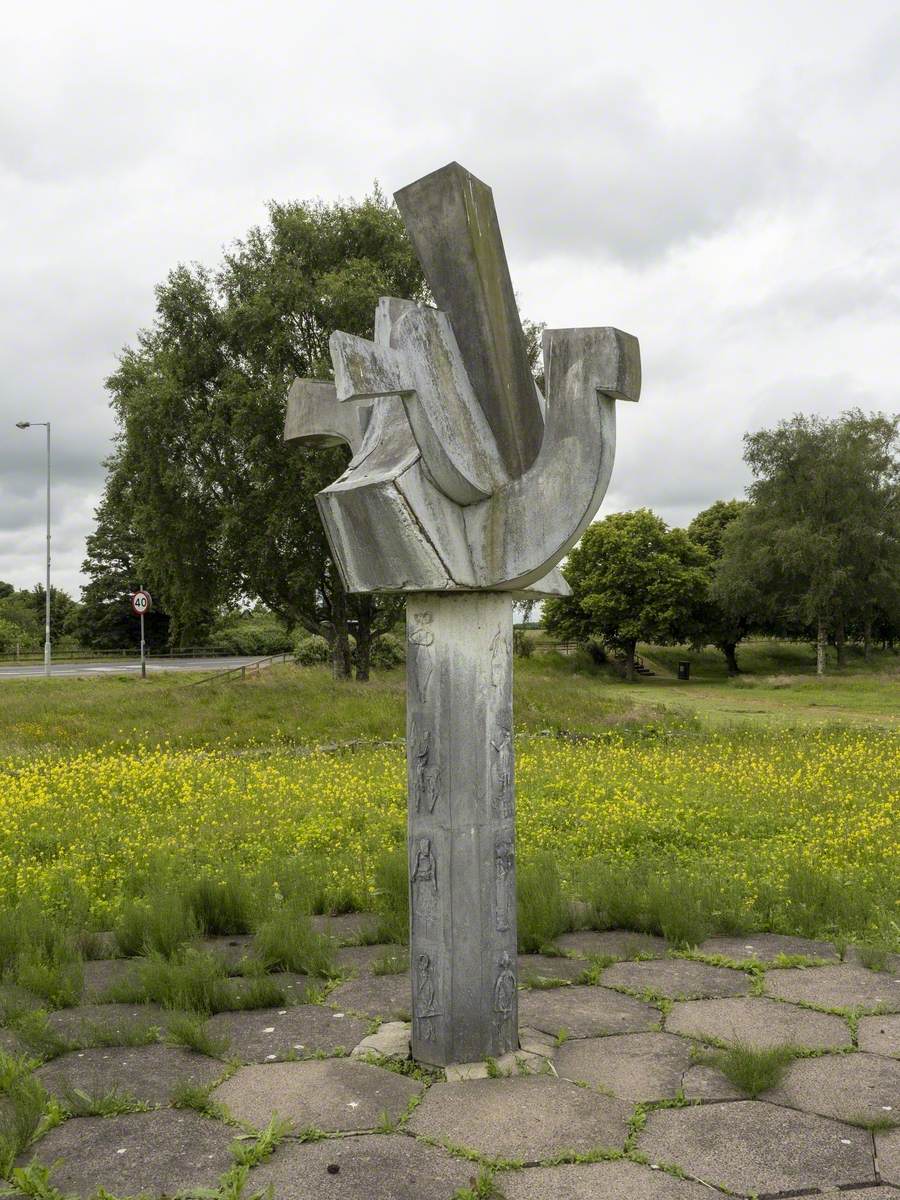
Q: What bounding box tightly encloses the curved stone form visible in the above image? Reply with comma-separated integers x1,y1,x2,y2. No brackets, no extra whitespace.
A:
285,161,640,598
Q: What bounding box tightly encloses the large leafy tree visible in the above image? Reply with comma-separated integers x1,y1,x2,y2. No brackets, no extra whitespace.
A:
716,410,899,674
544,509,711,680
102,188,426,677
688,499,750,674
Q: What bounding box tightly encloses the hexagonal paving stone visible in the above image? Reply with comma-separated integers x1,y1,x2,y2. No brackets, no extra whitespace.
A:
518,954,589,985
311,912,378,942
46,1003,169,1045
327,975,410,1020
556,931,667,959
665,996,851,1050
877,1126,900,1185
859,1012,900,1056
335,944,406,975
601,959,750,1000
226,970,310,1006
518,985,658,1039
18,1109,236,1197
249,1133,472,1199
213,1058,421,1131
406,1075,630,1161
81,958,143,1000
697,933,838,962
638,1100,875,1194
497,1159,715,1199
35,1044,224,1105
555,1032,692,1101
204,1004,369,1062
765,1051,900,1123
681,1064,744,1101
765,964,900,1013
197,934,256,971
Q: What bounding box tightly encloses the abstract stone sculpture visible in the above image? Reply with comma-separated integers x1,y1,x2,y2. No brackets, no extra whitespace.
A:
285,162,640,1066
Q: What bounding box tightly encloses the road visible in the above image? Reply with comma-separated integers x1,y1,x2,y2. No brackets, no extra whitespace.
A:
0,656,270,680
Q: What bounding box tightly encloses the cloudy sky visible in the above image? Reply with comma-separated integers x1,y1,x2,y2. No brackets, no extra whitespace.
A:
2,0,898,597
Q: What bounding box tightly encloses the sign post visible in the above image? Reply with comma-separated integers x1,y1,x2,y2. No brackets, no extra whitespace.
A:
131,589,152,679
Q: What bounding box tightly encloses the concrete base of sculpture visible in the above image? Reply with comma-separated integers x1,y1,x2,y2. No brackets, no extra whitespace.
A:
406,593,518,1066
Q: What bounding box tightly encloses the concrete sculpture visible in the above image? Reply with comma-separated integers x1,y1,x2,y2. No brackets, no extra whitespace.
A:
285,162,640,1066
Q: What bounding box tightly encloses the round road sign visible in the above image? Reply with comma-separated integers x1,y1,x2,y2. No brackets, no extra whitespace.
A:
131,590,152,616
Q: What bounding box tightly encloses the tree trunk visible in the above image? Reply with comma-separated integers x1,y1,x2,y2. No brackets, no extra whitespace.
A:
816,617,827,677
720,642,741,676
835,615,847,669
863,618,872,661
355,621,372,682
624,639,637,682
330,582,353,680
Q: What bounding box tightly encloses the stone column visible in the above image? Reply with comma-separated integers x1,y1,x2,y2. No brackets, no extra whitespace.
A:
406,593,518,1066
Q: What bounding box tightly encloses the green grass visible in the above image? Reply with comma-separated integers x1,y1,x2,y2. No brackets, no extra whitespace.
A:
697,1041,798,1098
253,901,336,977
516,852,571,952
165,1013,230,1058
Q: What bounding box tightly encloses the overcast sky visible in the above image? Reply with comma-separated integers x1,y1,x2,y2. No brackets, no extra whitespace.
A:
2,0,898,598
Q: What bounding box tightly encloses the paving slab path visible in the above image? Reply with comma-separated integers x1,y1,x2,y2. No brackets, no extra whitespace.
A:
6,928,900,1198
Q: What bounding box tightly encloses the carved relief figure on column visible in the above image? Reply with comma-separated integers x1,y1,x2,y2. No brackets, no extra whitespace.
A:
415,952,440,1042
493,951,517,1029
490,627,508,688
494,838,515,932
411,836,438,938
409,616,435,705
411,721,440,814
491,725,514,819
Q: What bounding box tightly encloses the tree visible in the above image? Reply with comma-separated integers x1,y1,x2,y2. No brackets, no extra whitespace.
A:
103,187,425,677
74,461,172,649
717,410,899,675
688,499,750,674
544,509,711,680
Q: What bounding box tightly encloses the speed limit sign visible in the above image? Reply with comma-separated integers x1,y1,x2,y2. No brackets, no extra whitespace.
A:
131,590,152,616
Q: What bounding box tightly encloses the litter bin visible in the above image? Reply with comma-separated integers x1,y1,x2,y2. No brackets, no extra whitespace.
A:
677,660,691,681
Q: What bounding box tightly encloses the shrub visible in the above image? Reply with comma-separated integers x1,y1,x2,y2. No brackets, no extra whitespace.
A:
294,634,330,665
370,633,405,670
513,629,534,658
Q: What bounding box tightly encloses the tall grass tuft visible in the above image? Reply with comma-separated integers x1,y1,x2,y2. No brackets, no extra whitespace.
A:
254,901,336,977
183,870,257,936
701,1040,797,1098
372,849,410,945
0,1053,47,1174
114,891,199,958
517,852,571,952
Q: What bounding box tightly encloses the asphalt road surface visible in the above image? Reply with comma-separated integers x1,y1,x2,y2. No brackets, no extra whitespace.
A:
0,656,269,680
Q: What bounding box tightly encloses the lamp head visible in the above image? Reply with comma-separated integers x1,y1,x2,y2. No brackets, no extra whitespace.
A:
15,421,30,429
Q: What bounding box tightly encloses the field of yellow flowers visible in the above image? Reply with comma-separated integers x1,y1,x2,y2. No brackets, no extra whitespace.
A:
1,725,896,939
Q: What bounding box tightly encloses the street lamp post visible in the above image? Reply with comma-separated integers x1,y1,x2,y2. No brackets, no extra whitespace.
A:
15,421,51,677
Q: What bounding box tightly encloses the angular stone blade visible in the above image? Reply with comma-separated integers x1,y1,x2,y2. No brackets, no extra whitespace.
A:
394,162,543,479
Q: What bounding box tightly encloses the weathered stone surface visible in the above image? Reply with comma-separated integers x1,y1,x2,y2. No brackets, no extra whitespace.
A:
556,931,667,959
227,970,309,1006
497,1159,714,1199
18,1110,235,1197
197,935,255,972
310,912,378,943
204,1005,369,1062
444,1049,547,1081
698,933,838,962
406,1075,630,1160
82,958,142,1000
328,975,410,1021
859,1012,900,1056
665,996,851,1050
877,1126,900,1185
0,1028,27,1057
765,1052,900,1123
249,1133,472,1199
351,1020,411,1059
518,985,658,1039
335,944,405,975
213,1058,421,1132
518,954,588,985
35,1045,223,1104
554,1032,692,1101
639,1100,876,1194
765,964,900,1012
46,1003,169,1044
601,959,750,999
681,1063,745,1101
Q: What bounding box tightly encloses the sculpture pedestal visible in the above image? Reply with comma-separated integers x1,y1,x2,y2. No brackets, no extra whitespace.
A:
406,593,518,1066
